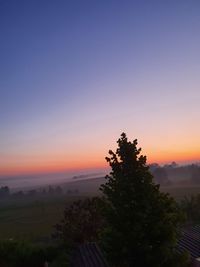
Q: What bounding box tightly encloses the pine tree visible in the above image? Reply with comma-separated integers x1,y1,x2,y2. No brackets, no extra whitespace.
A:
100,133,188,267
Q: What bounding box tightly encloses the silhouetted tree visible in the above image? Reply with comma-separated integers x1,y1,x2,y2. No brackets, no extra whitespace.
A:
100,133,188,267
54,197,104,247
164,162,178,169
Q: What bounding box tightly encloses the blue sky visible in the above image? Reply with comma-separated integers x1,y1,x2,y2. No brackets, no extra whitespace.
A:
1,0,200,175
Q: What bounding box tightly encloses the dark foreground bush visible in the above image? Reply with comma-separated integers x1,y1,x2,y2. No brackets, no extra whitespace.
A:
0,240,68,267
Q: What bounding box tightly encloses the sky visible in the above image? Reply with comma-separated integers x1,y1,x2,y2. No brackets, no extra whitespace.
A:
0,0,200,176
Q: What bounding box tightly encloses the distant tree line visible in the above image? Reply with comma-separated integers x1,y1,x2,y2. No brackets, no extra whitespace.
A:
149,162,200,186
0,185,79,200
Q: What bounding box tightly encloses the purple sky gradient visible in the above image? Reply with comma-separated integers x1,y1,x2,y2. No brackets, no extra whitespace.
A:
0,0,200,175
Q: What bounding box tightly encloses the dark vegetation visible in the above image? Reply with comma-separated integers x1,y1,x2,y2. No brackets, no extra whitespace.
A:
180,194,200,224
98,133,188,267
0,133,200,266
53,197,105,246
0,240,63,267
150,162,200,186
0,185,79,200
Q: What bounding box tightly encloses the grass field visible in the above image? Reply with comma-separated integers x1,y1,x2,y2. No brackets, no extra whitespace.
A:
1,182,200,242
0,195,83,243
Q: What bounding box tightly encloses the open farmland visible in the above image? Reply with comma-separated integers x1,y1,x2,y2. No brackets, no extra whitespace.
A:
1,176,200,242
0,195,83,243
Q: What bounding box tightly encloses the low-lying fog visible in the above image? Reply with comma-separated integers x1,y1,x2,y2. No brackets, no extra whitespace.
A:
1,163,200,193
0,169,106,192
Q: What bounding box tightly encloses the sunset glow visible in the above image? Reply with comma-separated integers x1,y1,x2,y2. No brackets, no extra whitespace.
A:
1,1,200,177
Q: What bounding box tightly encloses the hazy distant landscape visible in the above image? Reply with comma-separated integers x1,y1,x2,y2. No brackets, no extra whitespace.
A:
0,170,106,191
1,163,200,243
1,161,200,193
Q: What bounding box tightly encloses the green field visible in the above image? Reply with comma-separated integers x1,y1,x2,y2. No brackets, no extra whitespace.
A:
0,195,83,243
1,184,200,242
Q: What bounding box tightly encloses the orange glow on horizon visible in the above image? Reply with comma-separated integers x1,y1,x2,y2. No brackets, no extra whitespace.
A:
1,138,199,176
0,158,107,176
146,148,200,165
0,149,199,176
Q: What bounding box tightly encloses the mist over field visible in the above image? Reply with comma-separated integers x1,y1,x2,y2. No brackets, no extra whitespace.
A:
0,169,106,191
1,162,200,196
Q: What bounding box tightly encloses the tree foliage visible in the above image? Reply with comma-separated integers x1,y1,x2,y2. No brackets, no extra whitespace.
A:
100,133,188,267
54,197,104,247
0,240,58,267
180,194,200,224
